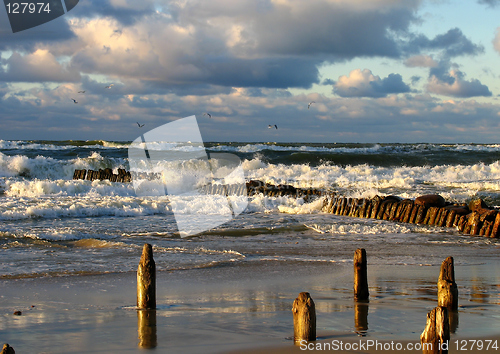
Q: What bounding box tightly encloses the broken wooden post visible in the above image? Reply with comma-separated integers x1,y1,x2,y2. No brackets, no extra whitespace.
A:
137,243,156,309
420,307,450,354
137,309,157,349
292,292,316,343
354,248,369,301
437,257,458,311
1,344,15,354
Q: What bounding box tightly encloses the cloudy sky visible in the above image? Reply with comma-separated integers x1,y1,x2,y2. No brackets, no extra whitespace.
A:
0,0,499,143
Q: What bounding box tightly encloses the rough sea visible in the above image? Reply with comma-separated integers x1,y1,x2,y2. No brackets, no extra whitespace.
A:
1,141,500,279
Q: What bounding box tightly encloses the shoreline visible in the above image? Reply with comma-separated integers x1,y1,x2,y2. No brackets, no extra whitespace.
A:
2,259,500,353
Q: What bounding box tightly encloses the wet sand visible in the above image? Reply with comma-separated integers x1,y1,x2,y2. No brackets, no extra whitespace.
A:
1,260,500,353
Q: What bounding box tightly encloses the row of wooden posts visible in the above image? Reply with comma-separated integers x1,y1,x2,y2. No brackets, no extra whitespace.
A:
323,193,500,238
135,243,458,352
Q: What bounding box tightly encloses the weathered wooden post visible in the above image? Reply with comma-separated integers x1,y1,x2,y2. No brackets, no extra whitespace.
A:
354,248,369,301
292,292,316,343
137,309,157,349
1,344,15,354
437,257,458,311
137,243,156,309
420,307,450,354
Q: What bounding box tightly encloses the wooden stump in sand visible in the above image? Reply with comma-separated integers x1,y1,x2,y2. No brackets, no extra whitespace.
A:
137,243,156,309
1,344,15,354
354,248,369,301
292,292,316,342
437,257,458,311
420,306,450,354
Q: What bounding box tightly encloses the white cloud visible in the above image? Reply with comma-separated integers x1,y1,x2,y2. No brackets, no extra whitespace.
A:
494,27,500,54
404,55,438,68
333,69,410,98
0,50,80,82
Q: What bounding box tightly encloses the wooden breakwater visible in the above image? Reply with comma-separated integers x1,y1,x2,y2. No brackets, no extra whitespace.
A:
323,193,500,238
72,171,322,199
245,180,323,200
72,170,499,238
244,180,500,239
73,168,131,183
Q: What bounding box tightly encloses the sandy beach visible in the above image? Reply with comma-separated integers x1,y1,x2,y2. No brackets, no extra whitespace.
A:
2,255,500,353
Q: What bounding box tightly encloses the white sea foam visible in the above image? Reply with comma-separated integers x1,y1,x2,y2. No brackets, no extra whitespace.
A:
0,151,127,179
241,158,500,202
4,179,135,198
3,156,500,221
318,222,412,235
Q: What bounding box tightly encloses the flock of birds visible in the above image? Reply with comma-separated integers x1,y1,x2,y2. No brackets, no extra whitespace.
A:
71,84,113,104
71,86,316,131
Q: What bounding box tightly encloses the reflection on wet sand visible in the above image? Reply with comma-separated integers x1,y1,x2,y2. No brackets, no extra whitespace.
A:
450,310,459,334
138,309,157,349
354,301,369,336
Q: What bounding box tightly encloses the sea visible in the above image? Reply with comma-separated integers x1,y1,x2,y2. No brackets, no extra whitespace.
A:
1,140,500,345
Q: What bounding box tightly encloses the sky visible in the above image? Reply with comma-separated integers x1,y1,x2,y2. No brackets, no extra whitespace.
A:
0,0,499,143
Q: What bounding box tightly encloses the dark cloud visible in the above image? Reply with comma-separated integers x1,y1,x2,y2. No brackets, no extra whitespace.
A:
0,11,76,51
153,83,234,97
69,0,157,26
203,57,320,89
427,61,492,97
251,2,417,59
477,0,500,7
373,74,411,95
322,79,335,85
404,28,484,58
0,82,8,98
411,76,421,85
334,69,410,98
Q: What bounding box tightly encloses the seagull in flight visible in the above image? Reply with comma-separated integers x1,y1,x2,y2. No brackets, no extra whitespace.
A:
105,84,114,89
78,90,86,94
137,122,145,128
308,101,315,109
268,124,278,129
71,98,78,104
203,112,212,118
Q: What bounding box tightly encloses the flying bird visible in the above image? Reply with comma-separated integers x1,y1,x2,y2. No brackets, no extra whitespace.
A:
78,90,86,94
105,84,114,89
268,125,278,129
137,122,145,128
308,101,315,109
71,98,78,104
203,112,212,118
